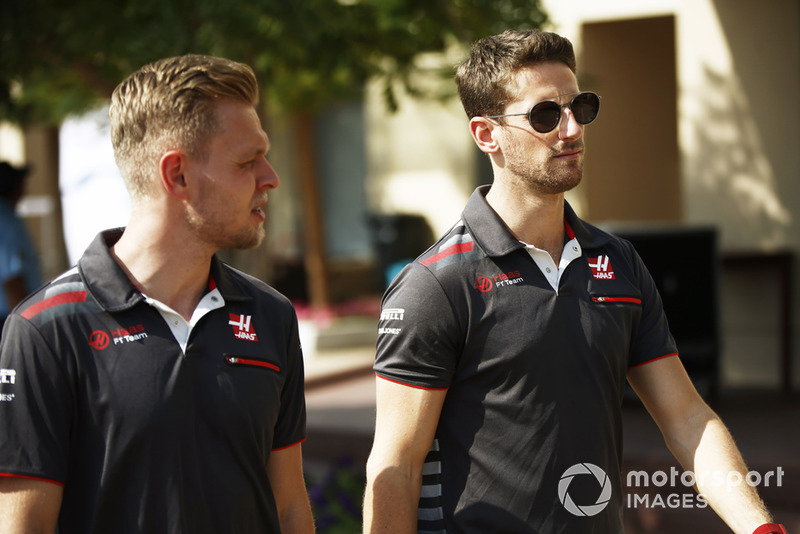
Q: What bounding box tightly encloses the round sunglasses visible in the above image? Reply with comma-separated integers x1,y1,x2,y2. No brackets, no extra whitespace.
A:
485,91,601,133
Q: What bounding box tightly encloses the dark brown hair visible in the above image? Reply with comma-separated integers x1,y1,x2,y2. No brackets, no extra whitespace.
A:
456,29,576,119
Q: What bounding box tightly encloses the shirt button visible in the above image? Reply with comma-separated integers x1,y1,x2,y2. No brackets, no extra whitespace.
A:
573,246,579,251
546,267,552,273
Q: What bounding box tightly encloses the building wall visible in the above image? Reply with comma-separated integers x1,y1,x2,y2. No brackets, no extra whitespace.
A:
541,0,800,389
365,0,800,390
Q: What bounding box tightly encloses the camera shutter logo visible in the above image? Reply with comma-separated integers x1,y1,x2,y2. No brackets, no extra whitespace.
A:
558,463,612,516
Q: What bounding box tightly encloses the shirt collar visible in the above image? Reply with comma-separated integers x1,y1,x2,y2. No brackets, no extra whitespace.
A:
79,228,252,312
462,185,612,258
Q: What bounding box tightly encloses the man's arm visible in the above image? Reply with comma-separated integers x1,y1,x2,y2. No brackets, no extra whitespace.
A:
266,443,315,533
627,356,776,533
363,377,447,534
0,476,62,534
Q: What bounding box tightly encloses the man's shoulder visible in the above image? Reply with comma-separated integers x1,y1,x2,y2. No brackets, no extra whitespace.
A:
414,219,486,274
217,262,293,309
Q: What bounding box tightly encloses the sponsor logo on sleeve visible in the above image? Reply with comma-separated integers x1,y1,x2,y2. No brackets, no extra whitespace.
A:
0,369,16,402
0,369,16,385
379,308,404,335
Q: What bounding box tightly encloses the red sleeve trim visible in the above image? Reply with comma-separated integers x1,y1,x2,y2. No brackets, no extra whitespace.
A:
628,352,679,369
377,374,449,391
272,437,307,452
0,472,65,487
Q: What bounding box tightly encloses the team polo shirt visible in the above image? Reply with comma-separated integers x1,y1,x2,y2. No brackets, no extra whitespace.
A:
375,186,678,533
0,229,306,534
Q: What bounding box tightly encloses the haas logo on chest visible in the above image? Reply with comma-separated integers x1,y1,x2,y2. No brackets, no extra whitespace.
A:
588,256,615,280
229,314,259,342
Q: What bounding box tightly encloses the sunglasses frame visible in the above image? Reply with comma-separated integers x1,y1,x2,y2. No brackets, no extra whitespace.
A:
485,91,601,133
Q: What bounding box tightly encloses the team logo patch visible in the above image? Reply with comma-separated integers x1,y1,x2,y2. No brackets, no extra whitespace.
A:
475,276,493,292
229,314,258,342
89,330,110,350
588,256,615,280
476,271,524,292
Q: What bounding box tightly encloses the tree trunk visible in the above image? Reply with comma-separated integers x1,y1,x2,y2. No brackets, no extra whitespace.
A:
23,125,69,280
295,114,330,309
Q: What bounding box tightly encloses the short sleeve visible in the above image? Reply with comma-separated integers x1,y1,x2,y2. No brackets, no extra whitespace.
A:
626,243,679,367
0,315,74,484
374,263,462,390
271,308,306,450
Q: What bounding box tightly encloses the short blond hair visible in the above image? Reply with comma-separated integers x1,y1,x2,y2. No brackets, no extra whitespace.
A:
110,54,259,199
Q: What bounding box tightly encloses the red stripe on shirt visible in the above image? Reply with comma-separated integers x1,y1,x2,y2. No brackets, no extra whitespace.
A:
0,472,65,487
420,241,475,267
628,352,679,369
272,437,307,451
20,291,88,320
376,374,449,391
565,220,576,240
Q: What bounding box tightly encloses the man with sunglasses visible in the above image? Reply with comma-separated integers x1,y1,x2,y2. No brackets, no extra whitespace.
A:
364,29,784,533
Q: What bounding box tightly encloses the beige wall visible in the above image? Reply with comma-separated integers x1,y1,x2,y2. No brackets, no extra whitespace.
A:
541,0,800,389
365,0,800,389
364,52,478,238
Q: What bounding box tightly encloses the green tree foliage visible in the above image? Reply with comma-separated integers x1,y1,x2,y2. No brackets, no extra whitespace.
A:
1,0,547,124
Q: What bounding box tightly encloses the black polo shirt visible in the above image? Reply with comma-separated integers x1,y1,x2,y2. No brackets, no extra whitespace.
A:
0,229,306,533
375,186,678,533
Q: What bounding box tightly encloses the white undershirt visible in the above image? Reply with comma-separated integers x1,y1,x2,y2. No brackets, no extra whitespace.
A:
144,288,225,353
521,237,582,293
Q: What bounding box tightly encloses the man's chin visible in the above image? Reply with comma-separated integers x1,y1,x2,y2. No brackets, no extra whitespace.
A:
221,227,266,251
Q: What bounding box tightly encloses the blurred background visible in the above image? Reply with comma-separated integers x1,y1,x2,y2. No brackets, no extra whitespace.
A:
2,0,798,531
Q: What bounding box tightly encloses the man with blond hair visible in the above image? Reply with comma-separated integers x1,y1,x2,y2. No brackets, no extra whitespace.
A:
364,29,785,534
0,55,314,533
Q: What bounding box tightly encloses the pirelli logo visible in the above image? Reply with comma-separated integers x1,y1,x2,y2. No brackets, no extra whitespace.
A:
380,308,404,321
0,369,15,384
1,369,15,402
379,308,404,336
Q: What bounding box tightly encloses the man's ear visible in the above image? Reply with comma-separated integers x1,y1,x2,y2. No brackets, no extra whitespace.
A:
469,117,500,155
159,150,188,199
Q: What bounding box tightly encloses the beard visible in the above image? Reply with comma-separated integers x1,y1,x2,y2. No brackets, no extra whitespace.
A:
185,196,267,251
504,139,584,195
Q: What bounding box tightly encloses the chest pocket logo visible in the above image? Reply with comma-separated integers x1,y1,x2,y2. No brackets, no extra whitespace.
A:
229,313,259,342
588,255,615,280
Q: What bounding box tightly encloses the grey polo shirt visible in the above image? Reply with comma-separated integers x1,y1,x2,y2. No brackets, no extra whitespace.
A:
0,229,306,533
375,186,678,533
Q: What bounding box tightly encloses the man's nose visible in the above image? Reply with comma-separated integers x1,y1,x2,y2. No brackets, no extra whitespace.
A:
558,107,583,140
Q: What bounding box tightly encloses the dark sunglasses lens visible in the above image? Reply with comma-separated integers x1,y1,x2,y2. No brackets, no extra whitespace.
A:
528,102,561,133
571,92,600,125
